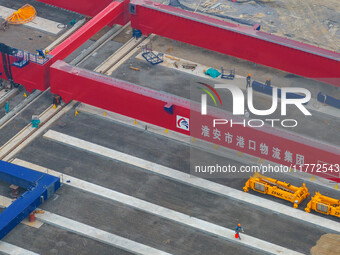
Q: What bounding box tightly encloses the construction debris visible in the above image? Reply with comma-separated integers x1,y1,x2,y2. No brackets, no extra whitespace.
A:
130,66,140,71
182,62,197,70
165,55,180,61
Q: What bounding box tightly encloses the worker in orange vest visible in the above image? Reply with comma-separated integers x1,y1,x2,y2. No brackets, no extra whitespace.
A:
235,223,244,240
246,74,251,88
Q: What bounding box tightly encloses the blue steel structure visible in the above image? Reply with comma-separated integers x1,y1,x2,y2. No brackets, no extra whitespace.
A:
317,92,340,109
0,161,60,239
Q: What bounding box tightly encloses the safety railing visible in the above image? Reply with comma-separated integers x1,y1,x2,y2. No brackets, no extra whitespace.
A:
13,49,50,65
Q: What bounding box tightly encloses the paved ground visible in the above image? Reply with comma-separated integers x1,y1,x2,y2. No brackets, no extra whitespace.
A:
0,1,339,254
5,223,126,255
6,109,337,254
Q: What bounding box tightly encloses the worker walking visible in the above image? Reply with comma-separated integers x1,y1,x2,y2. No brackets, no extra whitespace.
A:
246,74,251,88
265,78,271,87
4,101,9,114
235,223,244,240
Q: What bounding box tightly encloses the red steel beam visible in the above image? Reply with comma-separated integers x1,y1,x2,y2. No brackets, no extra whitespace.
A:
50,1,124,60
130,0,340,86
35,0,113,17
0,60,48,92
35,0,130,25
0,1,126,92
50,60,340,181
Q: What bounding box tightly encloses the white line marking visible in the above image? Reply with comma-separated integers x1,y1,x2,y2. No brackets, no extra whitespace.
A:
77,103,340,192
0,194,171,255
43,130,340,234
36,211,171,255
0,241,40,255
14,158,304,255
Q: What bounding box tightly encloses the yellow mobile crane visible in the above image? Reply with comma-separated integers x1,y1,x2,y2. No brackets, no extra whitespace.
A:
243,173,310,208
305,192,340,218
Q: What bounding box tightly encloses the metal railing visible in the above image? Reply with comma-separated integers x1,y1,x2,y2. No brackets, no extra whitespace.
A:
13,49,50,65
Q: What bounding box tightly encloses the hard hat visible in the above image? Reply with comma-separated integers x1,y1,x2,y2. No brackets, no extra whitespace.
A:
267,78,270,81
248,74,251,76
238,223,241,227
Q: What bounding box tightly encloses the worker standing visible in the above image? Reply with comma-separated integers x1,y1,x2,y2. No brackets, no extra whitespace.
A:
246,74,251,88
31,115,40,128
235,223,244,240
265,78,271,87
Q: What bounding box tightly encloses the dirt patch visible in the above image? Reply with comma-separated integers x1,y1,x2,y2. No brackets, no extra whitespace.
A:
311,234,340,255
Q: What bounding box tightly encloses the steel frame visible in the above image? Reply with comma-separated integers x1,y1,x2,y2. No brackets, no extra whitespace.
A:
0,160,60,239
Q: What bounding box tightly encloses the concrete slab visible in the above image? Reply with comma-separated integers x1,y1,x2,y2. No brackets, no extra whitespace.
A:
0,241,39,255
4,222,129,255
37,211,172,255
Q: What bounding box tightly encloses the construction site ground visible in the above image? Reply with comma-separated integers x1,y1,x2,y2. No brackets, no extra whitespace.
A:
178,0,340,52
0,0,339,255
111,35,340,147
1,105,337,255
